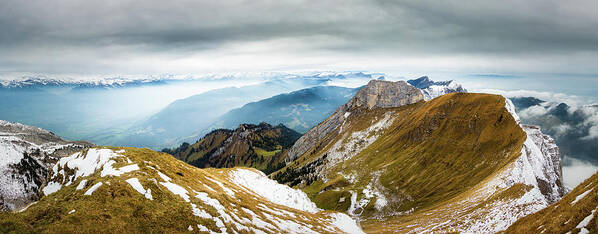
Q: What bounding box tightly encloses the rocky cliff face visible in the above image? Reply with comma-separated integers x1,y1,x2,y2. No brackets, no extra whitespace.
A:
407,76,467,100
521,124,565,203
347,80,424,109
284,80,423,163
0,120,92,211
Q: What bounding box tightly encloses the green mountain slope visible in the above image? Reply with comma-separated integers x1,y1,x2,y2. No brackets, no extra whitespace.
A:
0,147,362,233
163,123,301,174
272,80,564,232
505,171,598,233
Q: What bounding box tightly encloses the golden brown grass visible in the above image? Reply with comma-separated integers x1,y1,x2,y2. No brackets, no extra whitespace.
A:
0,147,352,233
504,172,598,233
274,93,529,232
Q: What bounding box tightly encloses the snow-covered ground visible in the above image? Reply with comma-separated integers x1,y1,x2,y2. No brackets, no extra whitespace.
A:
0,120,89,211
229,168,321,213
30,147,364,233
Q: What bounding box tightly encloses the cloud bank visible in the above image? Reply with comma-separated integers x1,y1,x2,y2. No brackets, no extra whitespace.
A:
1,0,598,75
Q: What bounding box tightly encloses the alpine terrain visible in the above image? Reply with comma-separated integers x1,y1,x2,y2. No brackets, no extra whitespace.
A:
273,80,565,232
0,146,362,233
506,170,598,233
0,120,93,212
407,76,467,101
163,123,301,174
0,79,575,233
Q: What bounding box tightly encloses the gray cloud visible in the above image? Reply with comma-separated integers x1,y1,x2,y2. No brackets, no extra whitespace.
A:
1,0,598,74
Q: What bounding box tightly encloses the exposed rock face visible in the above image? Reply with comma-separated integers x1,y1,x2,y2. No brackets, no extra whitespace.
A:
522,124,566,203
407,76,467,100
347,80,424,109
284,80,423,163
0,120,92,211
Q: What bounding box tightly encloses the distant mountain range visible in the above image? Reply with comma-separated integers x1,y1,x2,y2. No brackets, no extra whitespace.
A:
407,76,467,100
205,86,359,134
178,76,465,147
111,77,332,149
0,76,169,89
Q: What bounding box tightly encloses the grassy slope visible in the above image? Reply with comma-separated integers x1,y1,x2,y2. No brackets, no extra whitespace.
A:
505,171,598,233
0,147,354,233
273,93,527,231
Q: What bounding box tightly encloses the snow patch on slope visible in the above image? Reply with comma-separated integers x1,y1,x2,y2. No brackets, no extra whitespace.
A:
572,188,593,205
126,178,153,200
230,168,320,213
84,182,103,195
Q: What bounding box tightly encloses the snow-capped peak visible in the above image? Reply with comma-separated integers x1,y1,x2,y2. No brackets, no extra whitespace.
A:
407,76,467,100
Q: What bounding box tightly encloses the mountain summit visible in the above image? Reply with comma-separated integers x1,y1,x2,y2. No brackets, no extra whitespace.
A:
285,80,424,163
347,80,424,109
273,79,564,232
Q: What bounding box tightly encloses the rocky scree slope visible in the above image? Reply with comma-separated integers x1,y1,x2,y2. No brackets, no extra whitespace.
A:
0,120,92,212
0,147,363,233
163,122,301,175
505,170,598,233
273,79,564,232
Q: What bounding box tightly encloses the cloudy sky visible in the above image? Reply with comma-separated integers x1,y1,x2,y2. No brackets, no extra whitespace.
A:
1,0,598,77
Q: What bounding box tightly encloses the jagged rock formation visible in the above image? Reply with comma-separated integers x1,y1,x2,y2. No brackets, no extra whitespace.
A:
0,120,92,211
407,76,467,100
284,80,424,163
273,88,564,232
505,170,598,233
163,123,300,174
521,124,565,203
0,147,363,233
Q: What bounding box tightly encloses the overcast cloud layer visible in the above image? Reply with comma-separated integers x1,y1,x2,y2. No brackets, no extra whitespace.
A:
1,0,598,76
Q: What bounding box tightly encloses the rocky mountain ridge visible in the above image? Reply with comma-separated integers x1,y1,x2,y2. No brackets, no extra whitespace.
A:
163,123,301,174
284,80,424,164
0,147,363,233
0,120,93,211
273,79,564,232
